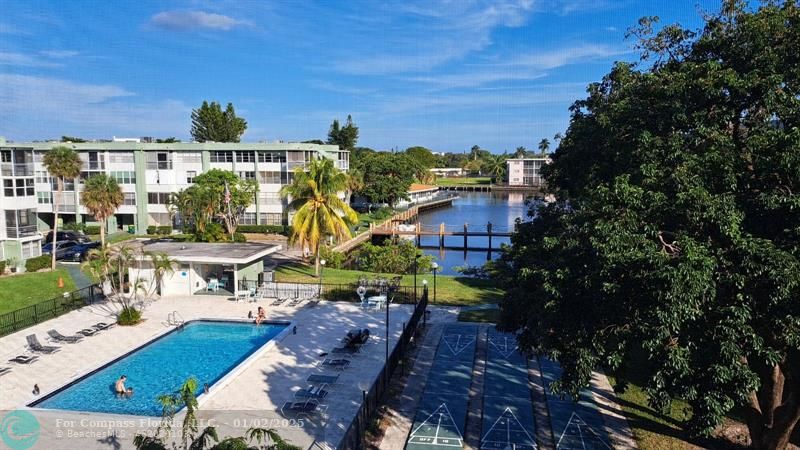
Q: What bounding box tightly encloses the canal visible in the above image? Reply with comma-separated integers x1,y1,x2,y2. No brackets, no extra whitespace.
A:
416,191,534,275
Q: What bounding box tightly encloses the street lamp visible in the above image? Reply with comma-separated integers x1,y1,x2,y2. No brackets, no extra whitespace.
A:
431,262,438,304
319,259,326,298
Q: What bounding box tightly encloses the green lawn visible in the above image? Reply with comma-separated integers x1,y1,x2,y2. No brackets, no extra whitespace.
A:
435,177,493,187
458,308,501,323
274,264,503,305
0,270,77,314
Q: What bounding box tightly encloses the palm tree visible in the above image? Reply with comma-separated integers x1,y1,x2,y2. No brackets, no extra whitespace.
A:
142,251,177,298
344,167,364,205
281,157,357,276
483,154,507,182
538,138,550,155
81,174,123,248
513,146,527,158
43,146,83,270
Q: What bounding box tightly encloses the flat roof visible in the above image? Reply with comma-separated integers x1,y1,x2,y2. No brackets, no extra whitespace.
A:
138,241,281,265
408,183,439,193
0,141,343,153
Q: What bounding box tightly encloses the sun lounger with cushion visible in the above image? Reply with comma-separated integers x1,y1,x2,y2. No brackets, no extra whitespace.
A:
77,328,98,337
0,367,11,376
8,355,38,364
47,329,83,343
307,374,340,385
26,334,60,354
280,399,320,417
294,385,329,399
93,322,115,331
320,358,351,370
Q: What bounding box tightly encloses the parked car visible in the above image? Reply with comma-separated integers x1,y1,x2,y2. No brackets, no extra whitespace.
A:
44,230,91,244
42,240,100,261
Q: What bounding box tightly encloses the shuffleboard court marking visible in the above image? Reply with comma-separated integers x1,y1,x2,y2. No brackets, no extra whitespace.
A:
408,403,464,447
555,412,612,450
488,335,518,359
441,334,476,357
480,407,537,450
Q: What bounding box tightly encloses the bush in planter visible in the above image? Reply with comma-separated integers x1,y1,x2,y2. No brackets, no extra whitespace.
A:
25,255,50,272
117,307,142,325
84,225,102,235
147,225,173,235
231,232,247,243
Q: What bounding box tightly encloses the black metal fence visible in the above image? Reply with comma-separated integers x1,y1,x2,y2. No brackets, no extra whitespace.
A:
336,285,429,450
0,284,105,337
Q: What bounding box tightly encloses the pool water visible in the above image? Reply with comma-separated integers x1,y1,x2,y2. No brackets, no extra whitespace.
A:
32,320,287,416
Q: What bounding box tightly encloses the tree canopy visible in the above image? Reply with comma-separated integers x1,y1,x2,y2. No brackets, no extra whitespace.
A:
498,3,800,449
354,152,417,206
43,146,83,270
80,173,123,247
327,115,359,151
190,101,247,143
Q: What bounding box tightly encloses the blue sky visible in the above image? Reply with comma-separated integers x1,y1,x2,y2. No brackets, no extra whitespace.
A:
1,0,724,152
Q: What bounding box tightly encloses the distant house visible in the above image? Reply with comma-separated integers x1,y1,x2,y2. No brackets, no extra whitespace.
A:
397,183,439,207
506,157,550,186
429,167,464,177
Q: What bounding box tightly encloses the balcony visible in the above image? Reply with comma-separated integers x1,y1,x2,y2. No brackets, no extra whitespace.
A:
146,161,173,170
6,224,38,238
1,163,34,177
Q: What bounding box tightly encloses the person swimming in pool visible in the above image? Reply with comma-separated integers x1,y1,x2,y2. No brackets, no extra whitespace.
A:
255,306,266,325
115,375,127,397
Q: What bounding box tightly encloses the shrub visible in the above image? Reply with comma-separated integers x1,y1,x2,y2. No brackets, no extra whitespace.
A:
147,225,173,235
237,224,289,235
356,239,433,274
194,222,226,242
320,246,346,269
62,222,85,231
84,225,101,235
0,260,5,274
232,232,247,243
117,307,142,325
25,255,51,272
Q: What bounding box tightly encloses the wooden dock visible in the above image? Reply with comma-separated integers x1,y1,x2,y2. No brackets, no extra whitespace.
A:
371,222,513,251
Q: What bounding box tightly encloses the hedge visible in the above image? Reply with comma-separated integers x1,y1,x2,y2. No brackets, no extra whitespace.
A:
84,225,101,235
147,226,173,235
0,260,5,274
25,255,51,272
237,225,290,235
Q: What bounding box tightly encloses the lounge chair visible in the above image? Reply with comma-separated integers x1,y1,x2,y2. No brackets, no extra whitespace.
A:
294,385,329,400
320,358,351,370
307,374,339,385
47,329,83,344
331,346,360,355
280,399,320,417
8,355,38,364
93,322,115,331
0,366,11,376
77,328,98,337
26,334,60,354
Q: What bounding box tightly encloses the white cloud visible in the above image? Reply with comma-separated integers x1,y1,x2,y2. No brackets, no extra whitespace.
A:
149,10,253,31
40,50,79,59
0,74,191,140
0,52,62,68
605,26,618,32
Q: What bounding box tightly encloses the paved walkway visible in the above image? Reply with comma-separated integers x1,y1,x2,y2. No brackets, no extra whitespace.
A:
58,262,93,289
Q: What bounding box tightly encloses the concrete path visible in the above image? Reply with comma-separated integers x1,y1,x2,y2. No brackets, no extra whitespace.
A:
58,262,93,289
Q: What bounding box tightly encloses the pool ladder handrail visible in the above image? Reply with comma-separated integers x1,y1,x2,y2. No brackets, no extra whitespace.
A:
167,311,185,327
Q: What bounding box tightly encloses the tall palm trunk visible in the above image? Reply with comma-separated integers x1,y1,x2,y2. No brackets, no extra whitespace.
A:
314,242,321,277
51,177,64,270
99,215,106,248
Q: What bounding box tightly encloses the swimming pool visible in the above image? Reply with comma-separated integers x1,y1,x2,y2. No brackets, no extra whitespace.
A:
30,320,288,416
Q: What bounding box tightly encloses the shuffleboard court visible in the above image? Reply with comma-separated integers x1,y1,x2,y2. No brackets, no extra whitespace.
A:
405,324,478,450
481,330,537,450
539,357,612,450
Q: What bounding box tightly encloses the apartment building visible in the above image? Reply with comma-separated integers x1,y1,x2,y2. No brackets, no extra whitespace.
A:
506,157,550,187
0,136,347,266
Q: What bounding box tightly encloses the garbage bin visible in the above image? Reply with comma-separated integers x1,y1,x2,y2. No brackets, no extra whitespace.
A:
128,225,135,234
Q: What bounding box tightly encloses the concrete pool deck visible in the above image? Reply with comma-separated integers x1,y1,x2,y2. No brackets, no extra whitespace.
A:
0,295,414,450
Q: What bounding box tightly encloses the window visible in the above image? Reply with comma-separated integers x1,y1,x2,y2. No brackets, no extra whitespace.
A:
235,151,255,162
0,151,10,163
238,171,255,180
258,152,286,163
5,209,37,238
3,179,34,196
258,192,281,205
240,213,258,225
210,151,233,162
174,152,201,163
83,151,105,170
146,152,172,169
123,192,136,205
111,171,136,184
260,213,283,225
35,171,49,183
186,171,196,184
147,192,171,204
37,192,52,204
258,171,281,184
21,241,41,259
109,152,134,164
51,178,75,191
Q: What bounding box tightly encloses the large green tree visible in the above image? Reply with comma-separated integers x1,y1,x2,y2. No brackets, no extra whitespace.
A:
190,101,247,142
281,157,357,276
355,152,417,206
43,146,83,270
80,173,123,248
327,114,359,151
499,3,800,449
